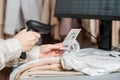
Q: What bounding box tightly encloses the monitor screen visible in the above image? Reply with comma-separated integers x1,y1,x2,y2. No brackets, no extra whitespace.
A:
55,0,120,20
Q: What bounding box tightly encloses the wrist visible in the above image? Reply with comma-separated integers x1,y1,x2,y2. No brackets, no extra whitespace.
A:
26,46,40,61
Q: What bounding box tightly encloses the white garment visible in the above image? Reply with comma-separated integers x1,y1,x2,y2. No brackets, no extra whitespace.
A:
61,48,120,76
4,0,42,35
26,46,40,62
0,38,22,70
9,57,82,80
0,38,40,70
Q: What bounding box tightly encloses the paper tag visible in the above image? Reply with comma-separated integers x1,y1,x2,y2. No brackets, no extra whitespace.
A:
61,29,81,50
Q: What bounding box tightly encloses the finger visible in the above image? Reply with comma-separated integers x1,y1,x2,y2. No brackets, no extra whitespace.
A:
49,43,62,49
27,31,40,41
35,38,39,43
54,52,63,57
54,43,62,46
31,34,39,42
32,32,41,38
50,45,60,50
20,29,27,33
55,50,63,54
54,43,63,48
49,52,56,57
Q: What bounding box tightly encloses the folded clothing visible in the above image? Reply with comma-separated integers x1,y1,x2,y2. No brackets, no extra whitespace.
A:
10,57,82,80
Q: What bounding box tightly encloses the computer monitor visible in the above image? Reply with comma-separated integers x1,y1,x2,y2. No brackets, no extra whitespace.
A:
55,0,120,20
55,0,120,50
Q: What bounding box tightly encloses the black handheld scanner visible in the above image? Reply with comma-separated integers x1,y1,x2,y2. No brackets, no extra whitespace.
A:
20,20,51,59
26,20,51,34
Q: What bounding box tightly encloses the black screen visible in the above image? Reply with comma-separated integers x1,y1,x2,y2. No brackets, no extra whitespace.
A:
55,0,120,20
55,0,120,50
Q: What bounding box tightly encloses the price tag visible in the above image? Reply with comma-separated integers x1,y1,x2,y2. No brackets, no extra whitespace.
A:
61,29,81,50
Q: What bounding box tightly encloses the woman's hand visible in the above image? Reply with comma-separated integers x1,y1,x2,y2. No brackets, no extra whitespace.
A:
14,29,40,52
40,43,63,58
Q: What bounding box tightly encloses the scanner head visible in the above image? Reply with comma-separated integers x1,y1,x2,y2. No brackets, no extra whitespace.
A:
26,20,51,34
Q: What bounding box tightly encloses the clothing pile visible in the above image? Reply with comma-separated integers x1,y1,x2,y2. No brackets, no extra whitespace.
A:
61,48,120,76
10,57,82,80
10,41,120,80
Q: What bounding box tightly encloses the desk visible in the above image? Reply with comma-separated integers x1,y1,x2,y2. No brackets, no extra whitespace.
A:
21,72,120,80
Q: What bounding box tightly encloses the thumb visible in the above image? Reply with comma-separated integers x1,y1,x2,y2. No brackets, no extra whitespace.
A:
32,32,41,39
20,29,27,33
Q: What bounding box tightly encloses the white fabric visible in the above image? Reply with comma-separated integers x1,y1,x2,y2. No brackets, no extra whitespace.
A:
61,48,120,76
26,46,40,62
10,57,60,80
0,38,41,70
10,57,82,80
21,0,41,22
0,38,22,70
9,45,40,67
70,40,80,51
4,0,23,35
9,40,120,79
4,0,42,35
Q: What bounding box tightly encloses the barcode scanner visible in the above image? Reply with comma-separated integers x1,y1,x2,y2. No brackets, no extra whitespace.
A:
26,20,51,34
20,20,52,59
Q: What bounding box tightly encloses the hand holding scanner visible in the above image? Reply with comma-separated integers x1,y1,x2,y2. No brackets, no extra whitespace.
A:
20,20,51,59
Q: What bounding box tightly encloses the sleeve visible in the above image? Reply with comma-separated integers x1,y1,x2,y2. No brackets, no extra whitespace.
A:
0,38,22,70
26,46,40,62
7,46,40,67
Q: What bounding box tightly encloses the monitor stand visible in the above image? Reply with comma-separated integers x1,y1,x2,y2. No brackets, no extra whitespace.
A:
98,20,112,51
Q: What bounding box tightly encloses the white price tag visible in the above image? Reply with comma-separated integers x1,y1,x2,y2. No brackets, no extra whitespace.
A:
61,29,81,50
